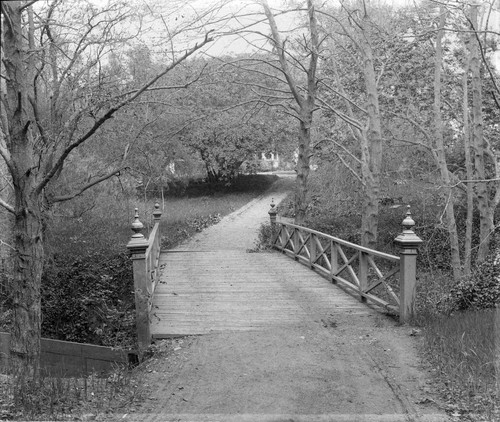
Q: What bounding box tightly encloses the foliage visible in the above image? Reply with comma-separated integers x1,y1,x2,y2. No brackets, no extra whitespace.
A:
176,56,290,185
251,223,280,252
41,252,136,348
445,252,500,312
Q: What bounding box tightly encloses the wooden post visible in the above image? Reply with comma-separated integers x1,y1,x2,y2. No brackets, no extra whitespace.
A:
127,208,151,354
268,198,277,226
153,202,162,223
309,233,316,269
330,240,338,284
359,251,368,302
292,227,300,261
394,206,423,323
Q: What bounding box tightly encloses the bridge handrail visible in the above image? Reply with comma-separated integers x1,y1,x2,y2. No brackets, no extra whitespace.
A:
127,203,162,353
269,204,423,323
275,221,400,262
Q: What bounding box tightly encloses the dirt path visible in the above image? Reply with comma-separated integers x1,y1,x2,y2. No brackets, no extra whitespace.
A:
112,175,449,422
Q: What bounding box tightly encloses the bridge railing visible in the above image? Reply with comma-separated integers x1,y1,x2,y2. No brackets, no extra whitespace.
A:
127,204,162,352
269,203,422,322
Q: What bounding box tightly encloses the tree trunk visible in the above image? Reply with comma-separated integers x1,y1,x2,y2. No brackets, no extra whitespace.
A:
470,4,494,263
359,20,382,248
10,191,44,371
462,54,474,276
295,114,312,225
433,7,462,281
262,0,318,226
2,2,44,369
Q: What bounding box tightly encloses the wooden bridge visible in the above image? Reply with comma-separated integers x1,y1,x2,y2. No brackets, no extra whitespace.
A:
120,183,452,421
126,183,423,351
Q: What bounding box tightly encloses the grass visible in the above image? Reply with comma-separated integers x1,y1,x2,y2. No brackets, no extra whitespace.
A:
421,309,499,421
0,363,148,421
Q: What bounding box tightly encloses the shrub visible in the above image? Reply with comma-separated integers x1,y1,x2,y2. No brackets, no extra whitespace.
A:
446,252,500,312
41,252,136,348
251,223,280,251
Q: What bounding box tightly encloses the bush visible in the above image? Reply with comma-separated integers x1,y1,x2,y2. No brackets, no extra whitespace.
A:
446,252,500,312
251,223,280,251
41,252,136,348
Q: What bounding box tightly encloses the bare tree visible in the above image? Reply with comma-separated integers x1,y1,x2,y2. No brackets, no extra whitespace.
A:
0,0,216,370
260,0,321,224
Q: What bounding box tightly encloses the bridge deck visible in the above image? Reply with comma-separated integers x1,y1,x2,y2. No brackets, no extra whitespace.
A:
150,179,375,338
151,249,374,337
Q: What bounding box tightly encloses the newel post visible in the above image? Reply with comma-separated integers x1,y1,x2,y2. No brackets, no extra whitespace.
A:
153,202,162,223
394,206,423,323
127,208,151,353
268,198,277,226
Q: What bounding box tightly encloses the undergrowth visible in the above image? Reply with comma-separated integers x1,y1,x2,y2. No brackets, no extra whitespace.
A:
0,361,147,420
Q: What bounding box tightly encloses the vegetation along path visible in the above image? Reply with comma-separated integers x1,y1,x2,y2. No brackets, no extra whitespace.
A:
118,175,449,422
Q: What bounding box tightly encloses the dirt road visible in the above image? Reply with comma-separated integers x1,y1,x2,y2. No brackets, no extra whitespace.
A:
112,175,449,422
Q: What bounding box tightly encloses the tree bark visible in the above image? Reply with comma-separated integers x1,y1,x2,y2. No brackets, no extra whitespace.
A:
433,7,462,281
359,14,382,248
10,192,44,371
2,1,43,369
462,53,473,276
295,112,313,224
470,4,494,263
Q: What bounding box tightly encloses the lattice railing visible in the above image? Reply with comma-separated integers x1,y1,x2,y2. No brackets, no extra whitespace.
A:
269,205,423,321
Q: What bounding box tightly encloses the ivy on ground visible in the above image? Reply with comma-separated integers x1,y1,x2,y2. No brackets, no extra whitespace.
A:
41,252,136,348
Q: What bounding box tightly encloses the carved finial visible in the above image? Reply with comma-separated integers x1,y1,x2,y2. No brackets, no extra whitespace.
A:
153,202,162,221
394,205,423,248
268,198,277,224
402,205,415,231
131,208,145,239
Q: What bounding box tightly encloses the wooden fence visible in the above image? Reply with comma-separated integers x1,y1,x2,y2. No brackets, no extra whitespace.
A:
270,205,423,322
0,332,133,377
127,203,163,352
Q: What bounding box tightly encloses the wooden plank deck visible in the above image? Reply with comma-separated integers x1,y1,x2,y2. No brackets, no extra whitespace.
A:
151,249,375,337
150,179,376,338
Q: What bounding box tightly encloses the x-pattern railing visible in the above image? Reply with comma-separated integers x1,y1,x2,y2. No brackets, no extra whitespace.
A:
273,222,402,313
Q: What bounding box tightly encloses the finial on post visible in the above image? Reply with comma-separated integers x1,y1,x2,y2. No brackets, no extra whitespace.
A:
127,208,149,254
394,205,423,247
131,208,145,239
268,198,277,225
153,202,162,221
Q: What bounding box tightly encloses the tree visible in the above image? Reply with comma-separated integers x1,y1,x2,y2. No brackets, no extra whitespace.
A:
259,0,321,224
0,0,217,370
468,3,499,263
310,1,388,248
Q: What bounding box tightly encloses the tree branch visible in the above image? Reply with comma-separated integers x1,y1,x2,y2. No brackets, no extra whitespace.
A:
51,167,125,203
0,197,15,215
35,30,214,196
